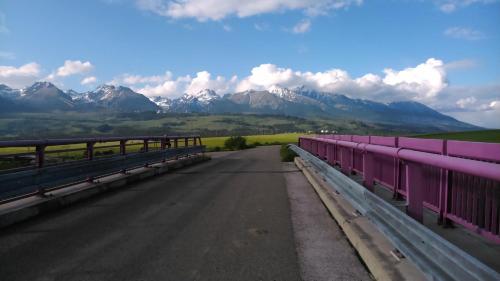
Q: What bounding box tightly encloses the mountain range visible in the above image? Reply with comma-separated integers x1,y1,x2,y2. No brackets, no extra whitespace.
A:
0,82,478,132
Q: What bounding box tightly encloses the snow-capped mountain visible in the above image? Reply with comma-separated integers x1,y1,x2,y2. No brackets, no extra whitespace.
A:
18,82,76,110
0,84,21,99
0,82,478,131
149,96,172,109
268,85,300,102
78,85,159,112
186,89,220,104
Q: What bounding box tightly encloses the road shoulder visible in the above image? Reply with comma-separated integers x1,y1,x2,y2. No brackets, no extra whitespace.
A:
283,162,372,281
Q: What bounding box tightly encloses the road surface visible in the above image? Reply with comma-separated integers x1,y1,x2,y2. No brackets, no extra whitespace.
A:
0,146,370,281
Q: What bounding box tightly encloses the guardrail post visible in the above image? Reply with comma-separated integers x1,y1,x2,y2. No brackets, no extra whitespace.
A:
184,137,188,147
35,145,45,168
198,137,202,146
120,140,126,155
86,142,95,160
143,139,149,152
161,138,167,150
174,139,178,148
363,151,375,192
193,137,197,146
406,161,425,222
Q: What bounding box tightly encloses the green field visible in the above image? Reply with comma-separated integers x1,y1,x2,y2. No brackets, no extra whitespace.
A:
0,133,302,169
0,111,433,140
202,133,302,150
414,129,500,143
0,133,302,155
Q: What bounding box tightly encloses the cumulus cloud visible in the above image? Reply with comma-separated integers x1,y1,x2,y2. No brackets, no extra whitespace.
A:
56,60,94,77
382,58,447,99
235,58,448,102
109,58,499,127
81,76,97,85
125,70,238,98
444,27,485,40
292,19,311,34
0,62,41,88
186,71,238,95
136,0,362,21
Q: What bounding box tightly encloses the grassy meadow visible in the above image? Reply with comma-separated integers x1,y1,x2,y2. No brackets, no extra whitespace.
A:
414,129,500,143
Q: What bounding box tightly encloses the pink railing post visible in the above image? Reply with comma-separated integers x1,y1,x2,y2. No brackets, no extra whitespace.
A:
297,134,500,243
363,151,375,192
406,161,425,223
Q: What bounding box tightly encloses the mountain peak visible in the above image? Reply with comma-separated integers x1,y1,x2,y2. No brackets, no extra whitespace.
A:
268,85,299,101
27,81,57,92
185,88,220,104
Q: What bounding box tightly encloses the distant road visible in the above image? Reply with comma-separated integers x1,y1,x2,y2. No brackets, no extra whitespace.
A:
0,146,369,281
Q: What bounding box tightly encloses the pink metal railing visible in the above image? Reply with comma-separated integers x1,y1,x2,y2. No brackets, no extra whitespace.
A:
298,135,500,243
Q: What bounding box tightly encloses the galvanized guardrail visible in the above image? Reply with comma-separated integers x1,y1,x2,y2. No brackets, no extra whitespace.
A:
0,135,205,201
290,144,500,281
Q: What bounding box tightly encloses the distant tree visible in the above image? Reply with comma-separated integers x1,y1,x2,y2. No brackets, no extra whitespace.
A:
224,136,248,150
95,124,113,133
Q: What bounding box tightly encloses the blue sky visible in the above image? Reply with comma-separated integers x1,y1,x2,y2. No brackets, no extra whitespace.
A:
0,0,499,127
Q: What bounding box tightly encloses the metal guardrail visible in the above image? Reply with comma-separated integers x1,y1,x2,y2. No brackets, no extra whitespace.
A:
0,135,205,202
290,144,500,281
299,135,500,244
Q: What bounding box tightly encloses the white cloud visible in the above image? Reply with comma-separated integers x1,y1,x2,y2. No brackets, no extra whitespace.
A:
456,96,477,108
223,24,232,32
446,104,500,128
435,0,499,13
137,80,179,97
382,58,447,99
56,60,94,77
111,58,499,127
136,0,362,21
130,70,237,98
186,71,237,95
0,62,41,88
235,58,447,102
292,19,311,34
444,27,485,40
81,76,98,85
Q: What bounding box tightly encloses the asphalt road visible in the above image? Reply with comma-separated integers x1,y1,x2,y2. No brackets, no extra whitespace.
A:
0,146,369,281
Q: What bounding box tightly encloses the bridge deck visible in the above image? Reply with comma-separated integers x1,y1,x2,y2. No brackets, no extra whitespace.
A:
0,146,369,281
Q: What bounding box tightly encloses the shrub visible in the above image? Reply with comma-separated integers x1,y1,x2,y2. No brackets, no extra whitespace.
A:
280,144,297,162
224,136,248,150
214,146,221,152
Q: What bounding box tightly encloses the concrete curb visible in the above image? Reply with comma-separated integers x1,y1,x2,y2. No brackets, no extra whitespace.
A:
295,157,427,281
0,155,210,229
